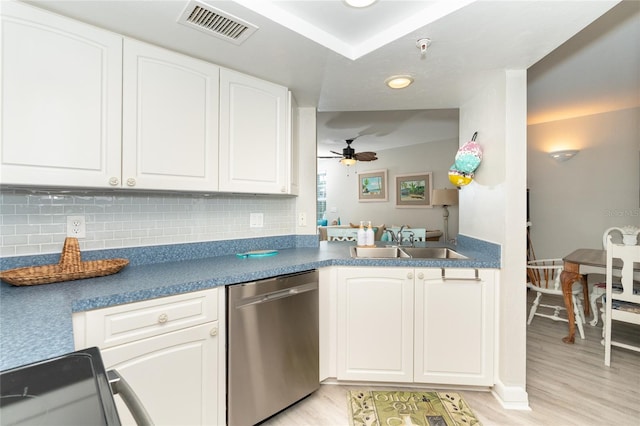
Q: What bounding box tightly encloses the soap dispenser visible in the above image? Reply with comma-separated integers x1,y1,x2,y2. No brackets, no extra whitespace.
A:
365,221,375,246
357,221,366,247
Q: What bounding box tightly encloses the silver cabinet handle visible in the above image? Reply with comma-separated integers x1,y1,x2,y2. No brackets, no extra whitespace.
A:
109,177,119,186
126,178,136,187
210,327,218,337
157,313,168,324
441,268,481,281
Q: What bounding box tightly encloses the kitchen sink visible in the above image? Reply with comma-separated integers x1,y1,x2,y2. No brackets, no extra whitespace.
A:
349,246,411,258
400,247,468,259
350,246,468,259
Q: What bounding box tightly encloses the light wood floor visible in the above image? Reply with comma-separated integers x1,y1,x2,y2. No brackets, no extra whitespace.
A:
262,292,640,425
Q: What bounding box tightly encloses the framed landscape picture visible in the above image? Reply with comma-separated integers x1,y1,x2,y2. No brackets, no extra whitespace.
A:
358,169,387,202
395,172,433,208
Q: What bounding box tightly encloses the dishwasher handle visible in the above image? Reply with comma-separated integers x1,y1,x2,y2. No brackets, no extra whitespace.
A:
235,282,317,309
108,369,154,426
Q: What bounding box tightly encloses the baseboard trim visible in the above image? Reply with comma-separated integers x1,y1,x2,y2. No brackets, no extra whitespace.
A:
491,379,530,410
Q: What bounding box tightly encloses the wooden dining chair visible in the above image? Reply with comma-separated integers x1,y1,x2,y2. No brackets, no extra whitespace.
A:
602,237,640,366
526,258,587,339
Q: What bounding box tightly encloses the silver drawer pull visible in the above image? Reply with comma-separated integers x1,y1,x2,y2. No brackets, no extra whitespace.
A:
441,268,481,281
158,313,169,324
210,327,218,337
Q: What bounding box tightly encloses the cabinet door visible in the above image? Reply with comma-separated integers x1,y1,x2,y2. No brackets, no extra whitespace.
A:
122,38,219,191
100,322,220,426
414,268,494,386
219,69,288,194
337,267,414,382
0,1,122,188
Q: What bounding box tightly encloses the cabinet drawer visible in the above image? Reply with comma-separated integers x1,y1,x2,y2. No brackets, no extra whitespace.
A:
80,288,218,349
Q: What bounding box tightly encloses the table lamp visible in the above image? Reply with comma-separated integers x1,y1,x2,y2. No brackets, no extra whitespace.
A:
432,188,459,243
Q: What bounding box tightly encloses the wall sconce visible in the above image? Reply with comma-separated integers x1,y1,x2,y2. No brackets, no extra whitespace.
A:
432,188,459,243
549,149,579,162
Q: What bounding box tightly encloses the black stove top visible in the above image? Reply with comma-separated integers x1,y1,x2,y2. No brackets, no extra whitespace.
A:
0,347,120,425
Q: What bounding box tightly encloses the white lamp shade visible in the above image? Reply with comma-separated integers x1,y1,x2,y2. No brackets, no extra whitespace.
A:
432,188,458,206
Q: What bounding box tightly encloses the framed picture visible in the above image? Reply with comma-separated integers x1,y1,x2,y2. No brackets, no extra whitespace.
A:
358,169,388,202
395,172,433,208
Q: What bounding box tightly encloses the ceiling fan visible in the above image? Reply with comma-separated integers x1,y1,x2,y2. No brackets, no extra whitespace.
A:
318,138,377,165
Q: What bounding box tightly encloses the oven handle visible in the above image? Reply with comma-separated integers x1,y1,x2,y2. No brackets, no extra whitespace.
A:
108,369,154,426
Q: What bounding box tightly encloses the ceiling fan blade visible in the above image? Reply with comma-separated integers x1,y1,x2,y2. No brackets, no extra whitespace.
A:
318,155,342,159
330,150,342,156
354,151,378,161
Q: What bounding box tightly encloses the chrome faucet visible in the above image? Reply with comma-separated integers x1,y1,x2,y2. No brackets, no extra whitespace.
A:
386,226,415,246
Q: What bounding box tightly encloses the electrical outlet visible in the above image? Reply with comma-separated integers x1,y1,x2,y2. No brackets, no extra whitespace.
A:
298,212,307,226
67,216,86,238
250,213,264,228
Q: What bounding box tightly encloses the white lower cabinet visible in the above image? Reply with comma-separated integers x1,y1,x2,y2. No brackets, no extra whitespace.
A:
414,268,495,386
72,288,225,425
335,267,495,386
337,267,415,382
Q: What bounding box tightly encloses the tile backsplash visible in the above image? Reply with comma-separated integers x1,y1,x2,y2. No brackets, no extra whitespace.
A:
0,189,296,257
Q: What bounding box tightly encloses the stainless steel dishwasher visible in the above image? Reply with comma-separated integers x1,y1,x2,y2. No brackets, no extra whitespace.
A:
227,270,319,426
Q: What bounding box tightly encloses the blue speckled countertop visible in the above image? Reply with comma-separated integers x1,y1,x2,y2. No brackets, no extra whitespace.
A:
0,234,499,371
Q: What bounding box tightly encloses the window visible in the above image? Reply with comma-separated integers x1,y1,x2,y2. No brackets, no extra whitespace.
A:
317,171,327,223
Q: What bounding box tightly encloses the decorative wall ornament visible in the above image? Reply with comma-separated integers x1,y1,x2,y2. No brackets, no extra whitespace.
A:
449,131,482,188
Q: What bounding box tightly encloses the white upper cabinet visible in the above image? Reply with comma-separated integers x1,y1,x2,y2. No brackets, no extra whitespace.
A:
219,69,289,194
0,1,122,188
1,2,295,195
121,39,219,191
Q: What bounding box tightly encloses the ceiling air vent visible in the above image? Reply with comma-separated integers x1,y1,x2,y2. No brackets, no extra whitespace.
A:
178,1,258,45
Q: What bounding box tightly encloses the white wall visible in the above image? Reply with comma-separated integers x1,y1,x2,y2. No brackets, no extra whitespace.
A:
459,70,529,408
527,107,640,259
295,107,319,236
319,138,459,234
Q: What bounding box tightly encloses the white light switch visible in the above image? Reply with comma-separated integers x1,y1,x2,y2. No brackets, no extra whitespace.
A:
298,212,307,226
250,213,264,228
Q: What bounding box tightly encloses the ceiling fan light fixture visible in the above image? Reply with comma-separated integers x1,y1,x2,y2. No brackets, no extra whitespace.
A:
344,0,377,8
385,75,413,89
340,157,357,166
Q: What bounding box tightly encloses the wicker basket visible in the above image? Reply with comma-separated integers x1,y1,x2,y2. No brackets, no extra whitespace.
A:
0,237,129,286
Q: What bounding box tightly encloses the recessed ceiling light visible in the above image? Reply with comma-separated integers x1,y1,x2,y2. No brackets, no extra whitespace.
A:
385,75,414,89
344,0,377,8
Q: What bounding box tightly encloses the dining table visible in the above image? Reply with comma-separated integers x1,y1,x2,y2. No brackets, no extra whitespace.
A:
560,247,639,344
